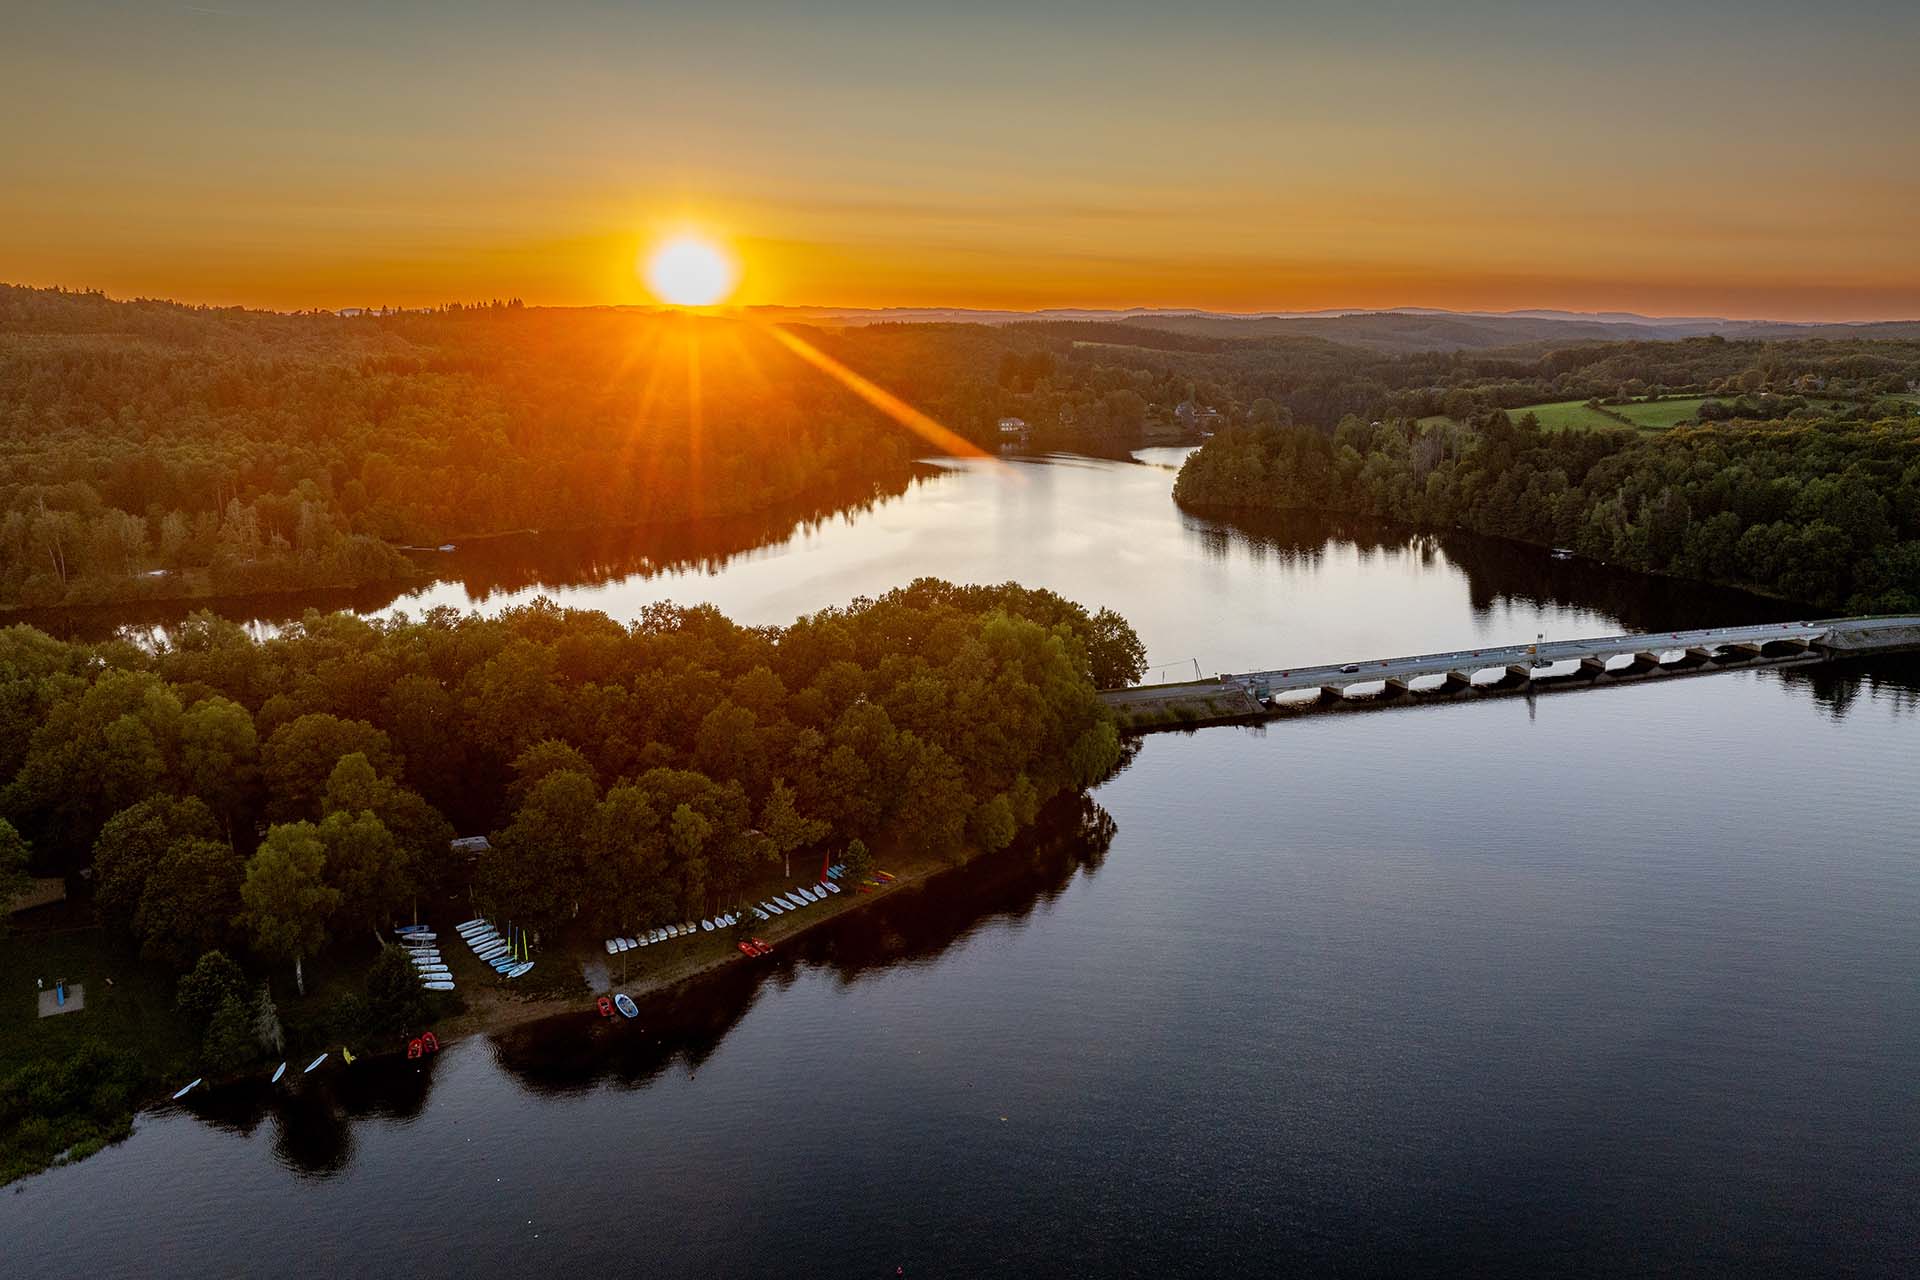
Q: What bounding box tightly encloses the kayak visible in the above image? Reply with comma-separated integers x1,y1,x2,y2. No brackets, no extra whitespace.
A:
271,1061,287,1084
506,962,534,979
395,925,431,936
613,993,638,1018
172,1077,202,1100
422,980,456,991
456,917,487,931
304,1054,328,1074
396,930,437,942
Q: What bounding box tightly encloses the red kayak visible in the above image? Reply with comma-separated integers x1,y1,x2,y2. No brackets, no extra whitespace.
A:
596,996,614,1018
750,938,773,956
736,942,756,958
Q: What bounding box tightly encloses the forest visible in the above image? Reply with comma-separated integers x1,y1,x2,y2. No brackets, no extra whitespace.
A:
0,578,1141,1181
1173,414,1920,612
8,284,1920,612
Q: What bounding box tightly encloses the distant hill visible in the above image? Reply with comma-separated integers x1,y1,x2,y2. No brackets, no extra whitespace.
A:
749,304,1920,354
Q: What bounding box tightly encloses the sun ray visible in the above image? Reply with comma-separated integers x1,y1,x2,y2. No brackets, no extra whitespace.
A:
762,324,994,461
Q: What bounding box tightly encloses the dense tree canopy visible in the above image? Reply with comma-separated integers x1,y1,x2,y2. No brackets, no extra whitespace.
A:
1175,415,1920,612
0,579,1137,981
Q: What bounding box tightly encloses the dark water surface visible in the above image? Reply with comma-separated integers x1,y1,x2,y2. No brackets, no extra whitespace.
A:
7,452,1918,1276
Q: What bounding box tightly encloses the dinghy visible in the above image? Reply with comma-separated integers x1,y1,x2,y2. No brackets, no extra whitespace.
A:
304,1054,328,1074
613,993,638,1018
172,1078,203,1100
764,901,784,915
271,1061,287,1084
506,962,534,979
701,919,714,932
824,881,840,894
604,939,618,954
422,980,455,991
753,907,770,921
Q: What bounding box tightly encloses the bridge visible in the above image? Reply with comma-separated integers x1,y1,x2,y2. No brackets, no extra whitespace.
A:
1100,615,1920,727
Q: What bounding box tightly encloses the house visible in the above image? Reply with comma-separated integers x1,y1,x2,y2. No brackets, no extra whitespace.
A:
997,416,1028,437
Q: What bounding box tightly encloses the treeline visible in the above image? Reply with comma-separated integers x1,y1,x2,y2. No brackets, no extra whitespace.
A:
0,286,924,609
3,579,1140,982
1173,416,1920,612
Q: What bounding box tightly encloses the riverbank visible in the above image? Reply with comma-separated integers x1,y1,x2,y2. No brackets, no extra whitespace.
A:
425,840,974,1049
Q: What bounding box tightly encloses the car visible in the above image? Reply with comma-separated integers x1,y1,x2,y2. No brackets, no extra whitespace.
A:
1340,664,1360,673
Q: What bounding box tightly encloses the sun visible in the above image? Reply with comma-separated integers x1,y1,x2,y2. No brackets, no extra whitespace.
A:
643,234,737,307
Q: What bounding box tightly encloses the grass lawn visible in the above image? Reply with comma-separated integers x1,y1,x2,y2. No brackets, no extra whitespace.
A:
1609,396,1712,428
0,905,199,1082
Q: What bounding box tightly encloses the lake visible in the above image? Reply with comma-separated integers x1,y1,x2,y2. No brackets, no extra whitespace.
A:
6,451,1917,1276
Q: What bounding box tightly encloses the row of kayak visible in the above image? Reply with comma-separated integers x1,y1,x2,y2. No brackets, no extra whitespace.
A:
602,876,847,955
453,918,535,979
604,912,743,954
397,924,456,991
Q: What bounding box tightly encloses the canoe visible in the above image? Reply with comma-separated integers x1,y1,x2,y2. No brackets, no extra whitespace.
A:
701,919,714,932
304,1054,328,1074
271,1061,287,1084
422,980,456,992
506,962,534,979
613,993,638,1018
172,1077,203,1100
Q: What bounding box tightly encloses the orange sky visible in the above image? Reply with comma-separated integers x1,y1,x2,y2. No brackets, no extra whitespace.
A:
5,2,1918,320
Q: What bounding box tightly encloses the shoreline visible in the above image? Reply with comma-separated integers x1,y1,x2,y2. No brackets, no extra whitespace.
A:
429,844,959,1048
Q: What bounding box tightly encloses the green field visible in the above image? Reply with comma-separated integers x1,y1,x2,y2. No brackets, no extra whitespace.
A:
1508,399,1634,431
1608,396,1713,428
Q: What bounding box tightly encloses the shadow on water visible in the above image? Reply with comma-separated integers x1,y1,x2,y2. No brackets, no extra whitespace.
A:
178,1047,441,1179
483,792,1119,1097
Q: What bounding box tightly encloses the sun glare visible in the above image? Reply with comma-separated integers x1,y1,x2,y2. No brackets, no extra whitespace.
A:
644,235,737,307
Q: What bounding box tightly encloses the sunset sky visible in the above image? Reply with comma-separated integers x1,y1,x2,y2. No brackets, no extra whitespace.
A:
5,0,1918,319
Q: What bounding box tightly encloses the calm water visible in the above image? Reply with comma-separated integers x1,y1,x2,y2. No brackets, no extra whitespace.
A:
8,452,1919,1276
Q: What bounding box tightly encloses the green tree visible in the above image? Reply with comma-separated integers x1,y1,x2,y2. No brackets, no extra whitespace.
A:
134,836,243,970
365,946,427,1033
237,822,340,995
201,993,258,1074
317,809,411,936
0,819,29,931
177,696,258,833
261,714,398,821
758,777,826,879
90,796,219,935
176,950,247,1026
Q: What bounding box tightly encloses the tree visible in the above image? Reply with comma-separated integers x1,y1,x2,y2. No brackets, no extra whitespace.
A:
365,946,427,1033
0,819,29,931
841,838,875,884
202,994,258,1073
261,714,398,821
177,950,248,1026
254,984,285,1055
317,809,410,935
90,796,220,934
478,769,599,926
237,822,340,995
758,778,827,879
134,836,243,970
177,696,258,833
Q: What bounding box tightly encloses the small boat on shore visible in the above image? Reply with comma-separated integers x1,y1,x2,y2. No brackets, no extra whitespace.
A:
603,939,617,954
172,1078,203,1100
823,881,841,894
271,1061,287,1084
764,901,784,915
701,918,714,932
304,1054,328,1074
613,993,638,1018
506,962,534,979
457,917,486,930
422,980,455,991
